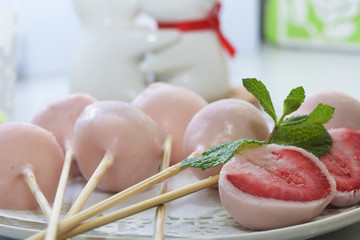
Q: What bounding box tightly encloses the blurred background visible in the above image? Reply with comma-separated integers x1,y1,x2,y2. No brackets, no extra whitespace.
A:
0,0,359,120
0,0,359,116
13,0,259,79
10,0,360,78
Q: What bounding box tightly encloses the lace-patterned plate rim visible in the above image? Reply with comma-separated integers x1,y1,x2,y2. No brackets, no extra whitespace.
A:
0,204,359,240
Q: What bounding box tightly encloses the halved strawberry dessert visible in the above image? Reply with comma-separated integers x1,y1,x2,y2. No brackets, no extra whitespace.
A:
320,128,360,207
219,144,336,230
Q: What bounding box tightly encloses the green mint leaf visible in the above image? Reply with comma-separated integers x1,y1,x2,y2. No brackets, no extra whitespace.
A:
283,86,305,116
280,103,334,128
270,124,332,157
242,78,277,123
181,139,266,170
281,115,308,126
271,102,335,157
304,103,334,125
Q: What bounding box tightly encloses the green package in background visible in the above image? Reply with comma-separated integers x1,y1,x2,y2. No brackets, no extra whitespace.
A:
264,0,360,50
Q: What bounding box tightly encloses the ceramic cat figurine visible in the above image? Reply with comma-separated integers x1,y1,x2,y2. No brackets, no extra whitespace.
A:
70,0,179,102
139,0,234,102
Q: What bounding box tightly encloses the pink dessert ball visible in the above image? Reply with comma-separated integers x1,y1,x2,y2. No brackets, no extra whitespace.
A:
219,144,336,230
320,128,360,207
132,82,207,165
73,101,163,192
183,99,270,180
0,122,64,210
32,93,97,177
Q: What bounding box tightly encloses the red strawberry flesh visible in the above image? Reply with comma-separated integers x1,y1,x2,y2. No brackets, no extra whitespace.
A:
227,149,333,201
320,128,360,193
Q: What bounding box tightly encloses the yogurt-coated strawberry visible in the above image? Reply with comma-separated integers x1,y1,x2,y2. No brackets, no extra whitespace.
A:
32,93,97,176
219,144,336,230
183,99,269,179
32,93,96,152
132,82,207,165
0,122,64,210
73,101,163,192
320,128,360,207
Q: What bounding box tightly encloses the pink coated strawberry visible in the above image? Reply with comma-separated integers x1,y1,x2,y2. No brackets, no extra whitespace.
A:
320,128,360,207
219,144,336,230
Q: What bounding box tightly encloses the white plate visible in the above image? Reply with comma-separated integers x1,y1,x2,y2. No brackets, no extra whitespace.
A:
0,169,359,240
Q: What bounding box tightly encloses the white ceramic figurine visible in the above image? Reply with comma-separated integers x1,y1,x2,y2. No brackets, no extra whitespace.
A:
70,0,179,102
139,0,235,102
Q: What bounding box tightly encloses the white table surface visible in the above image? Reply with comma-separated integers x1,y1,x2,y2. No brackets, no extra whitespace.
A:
6,44,360,239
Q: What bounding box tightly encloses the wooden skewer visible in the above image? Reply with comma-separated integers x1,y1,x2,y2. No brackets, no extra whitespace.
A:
154,134,172,240
45,150,113,240
65,153,114,218
27,162,185,240
60,174,220,239
21,165,52,219
44,147,74,240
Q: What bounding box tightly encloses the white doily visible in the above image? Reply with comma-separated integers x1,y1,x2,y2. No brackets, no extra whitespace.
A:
0,168,359,240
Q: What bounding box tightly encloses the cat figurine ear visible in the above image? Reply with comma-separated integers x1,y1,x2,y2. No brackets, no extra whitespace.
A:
70,0,179,102
139,0,235,102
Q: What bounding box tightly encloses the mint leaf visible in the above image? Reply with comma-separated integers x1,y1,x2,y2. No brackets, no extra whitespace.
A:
271,103,334,157
242,78,277,123
181,139,266,170
270,124,332,157
283,86,305,116
304,103,334,125
280,115,308,126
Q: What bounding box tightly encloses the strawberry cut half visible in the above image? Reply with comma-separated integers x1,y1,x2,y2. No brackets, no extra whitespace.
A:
219,144,336,230
320,128,360,207
226,149,332,202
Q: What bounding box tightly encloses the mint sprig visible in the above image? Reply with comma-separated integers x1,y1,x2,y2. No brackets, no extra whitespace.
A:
181,78,334,170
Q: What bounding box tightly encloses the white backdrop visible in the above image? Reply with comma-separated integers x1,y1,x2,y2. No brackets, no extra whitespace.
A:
14,0,261,79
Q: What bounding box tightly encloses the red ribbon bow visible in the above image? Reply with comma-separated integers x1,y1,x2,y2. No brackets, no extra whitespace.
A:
157,3,236,57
